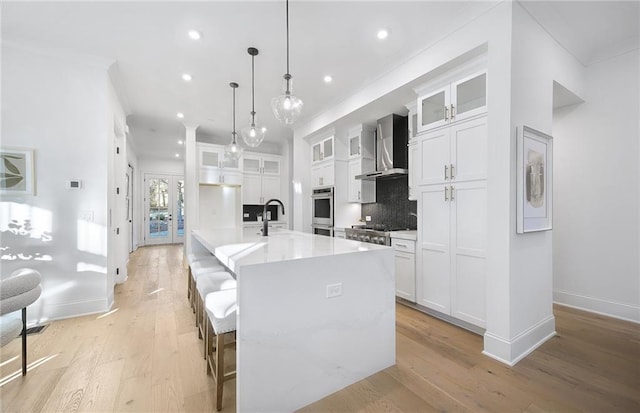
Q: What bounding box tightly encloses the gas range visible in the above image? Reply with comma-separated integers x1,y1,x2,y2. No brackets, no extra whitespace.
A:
345,225,411,246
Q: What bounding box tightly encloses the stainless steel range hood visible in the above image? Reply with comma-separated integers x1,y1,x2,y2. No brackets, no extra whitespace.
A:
355,114,409,181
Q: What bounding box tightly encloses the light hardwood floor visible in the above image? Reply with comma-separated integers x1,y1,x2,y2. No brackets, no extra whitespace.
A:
1,244,638,412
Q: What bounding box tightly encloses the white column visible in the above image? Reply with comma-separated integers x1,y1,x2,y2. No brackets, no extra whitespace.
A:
183,124,199,256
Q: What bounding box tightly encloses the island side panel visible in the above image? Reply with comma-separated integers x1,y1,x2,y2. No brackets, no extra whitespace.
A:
236,248,395,413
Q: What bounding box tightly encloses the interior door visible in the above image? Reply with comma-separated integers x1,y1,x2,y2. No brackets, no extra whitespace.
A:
127,164,134,253
145,174,184,245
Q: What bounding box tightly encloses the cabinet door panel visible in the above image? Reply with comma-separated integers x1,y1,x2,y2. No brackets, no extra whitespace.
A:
199,168,221,184
261,176,281,201
201,150,220,168
347,160,361,202
418,86,449,132
323,137,333,160
242,174,262,204
417,186,450,312
408,142,418,200
452,72,486,122
451,116,487,182
262,159,280,175
419,129,449,185
450,181,486,327
312,143,322,163
395,251,416,302
243,157,261,174
349,135,360,158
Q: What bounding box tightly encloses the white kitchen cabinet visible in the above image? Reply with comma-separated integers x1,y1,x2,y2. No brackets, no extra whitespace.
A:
417,70,486,133
417,115,487,186
347,125,375,160
198,143,242,185
416,127,487,327
242,153,282,204
393,238,416,302
311,160,335,188
347,158,376,203
311,136,334,164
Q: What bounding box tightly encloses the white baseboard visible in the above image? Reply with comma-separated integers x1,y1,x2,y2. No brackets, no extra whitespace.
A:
30,298,109,325
483,315,556,366
554,289,640,324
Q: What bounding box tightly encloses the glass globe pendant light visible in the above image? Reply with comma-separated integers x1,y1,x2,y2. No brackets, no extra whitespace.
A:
271,0,303,125
224,82,243,162
241,47,267,147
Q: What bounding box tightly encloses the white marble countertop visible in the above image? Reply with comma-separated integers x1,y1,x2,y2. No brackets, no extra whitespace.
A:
193,228,389,272
389,230,417,241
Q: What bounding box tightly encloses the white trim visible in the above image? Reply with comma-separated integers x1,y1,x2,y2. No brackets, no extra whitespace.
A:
554,290,640,324
483,315,556,365
31,298,110,325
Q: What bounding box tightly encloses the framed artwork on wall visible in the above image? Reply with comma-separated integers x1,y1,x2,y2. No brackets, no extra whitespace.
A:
0,147,35,195
517,126,552,233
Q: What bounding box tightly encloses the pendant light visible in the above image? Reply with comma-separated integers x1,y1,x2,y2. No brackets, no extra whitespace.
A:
224,82,243,162
241,47,267,147
271,0,303,125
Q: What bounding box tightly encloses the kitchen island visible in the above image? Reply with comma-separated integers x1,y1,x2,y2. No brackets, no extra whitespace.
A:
192,228,395,412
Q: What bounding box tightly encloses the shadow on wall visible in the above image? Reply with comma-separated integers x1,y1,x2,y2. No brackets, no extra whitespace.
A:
0,202,108,324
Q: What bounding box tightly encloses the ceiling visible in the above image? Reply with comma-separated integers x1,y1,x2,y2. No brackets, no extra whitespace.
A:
2,1,638,161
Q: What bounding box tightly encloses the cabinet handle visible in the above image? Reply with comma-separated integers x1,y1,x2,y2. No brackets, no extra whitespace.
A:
358,190,361,200
444,165,449,180
444,186,449,201
450,164,455,179
395,242,408,249
444,105,449,121
451,104,456,120
450,185,455,201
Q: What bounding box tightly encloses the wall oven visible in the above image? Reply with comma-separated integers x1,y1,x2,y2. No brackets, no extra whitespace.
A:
312,224,334,237
312,187,334,227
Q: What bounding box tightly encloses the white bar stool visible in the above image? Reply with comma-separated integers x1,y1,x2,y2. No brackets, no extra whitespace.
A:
189,258,225,310
195,271,236,350
186,253,212,300
205,288,237,411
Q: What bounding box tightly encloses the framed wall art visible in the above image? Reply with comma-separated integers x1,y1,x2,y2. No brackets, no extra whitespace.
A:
0,147,35,195
517,126,552,233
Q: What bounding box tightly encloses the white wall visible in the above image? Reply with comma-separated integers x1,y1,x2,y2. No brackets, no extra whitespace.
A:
553,50,639,323
1,42,114,322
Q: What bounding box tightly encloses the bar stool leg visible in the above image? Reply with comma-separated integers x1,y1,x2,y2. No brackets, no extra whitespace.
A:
22,307,27,376
215,332,225,411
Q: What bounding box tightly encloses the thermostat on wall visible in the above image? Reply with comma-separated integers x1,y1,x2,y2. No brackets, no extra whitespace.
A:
67,179,83,189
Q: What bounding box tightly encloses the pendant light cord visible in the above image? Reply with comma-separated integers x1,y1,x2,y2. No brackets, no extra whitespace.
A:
232,86,236,141
251,53,255,118
286,0,290,75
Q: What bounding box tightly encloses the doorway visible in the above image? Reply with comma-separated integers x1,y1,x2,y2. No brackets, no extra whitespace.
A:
144,174,185,245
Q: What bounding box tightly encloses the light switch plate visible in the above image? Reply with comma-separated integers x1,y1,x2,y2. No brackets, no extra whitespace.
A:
326,283,343,298
365,215,372,222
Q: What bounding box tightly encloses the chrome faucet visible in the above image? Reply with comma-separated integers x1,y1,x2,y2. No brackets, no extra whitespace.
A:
262,199,285,236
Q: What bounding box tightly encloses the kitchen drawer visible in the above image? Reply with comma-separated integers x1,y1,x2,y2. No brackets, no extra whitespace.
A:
392,238,415,254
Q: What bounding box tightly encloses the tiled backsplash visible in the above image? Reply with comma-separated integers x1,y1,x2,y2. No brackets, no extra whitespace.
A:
243,204,280,222
361,175,417,229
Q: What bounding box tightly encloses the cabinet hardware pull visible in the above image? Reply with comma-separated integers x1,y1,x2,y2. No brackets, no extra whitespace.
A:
358,190,361,200
450,185,455,201
451,104,456,120
396,243,408,248
444,105,449,121
444,186,449,201
444,165,449,180
451,164,455,179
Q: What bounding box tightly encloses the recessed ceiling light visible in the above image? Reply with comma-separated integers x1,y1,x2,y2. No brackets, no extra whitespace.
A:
176,112,184,119
178,140,184,145
182,73,192,82
175,153,180,158
377,29,389,40
323,75,333,83
188,30,201,40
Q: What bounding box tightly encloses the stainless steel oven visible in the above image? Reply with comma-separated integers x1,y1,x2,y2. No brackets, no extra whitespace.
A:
312,224,334,237
312,187,334,226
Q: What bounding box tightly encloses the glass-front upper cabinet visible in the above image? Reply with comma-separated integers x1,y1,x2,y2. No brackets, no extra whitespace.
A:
417,70,487,133
311,136,334,164
349,135,360,158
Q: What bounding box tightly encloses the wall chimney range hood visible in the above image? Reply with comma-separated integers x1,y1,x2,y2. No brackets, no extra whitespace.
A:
356,114,409,181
